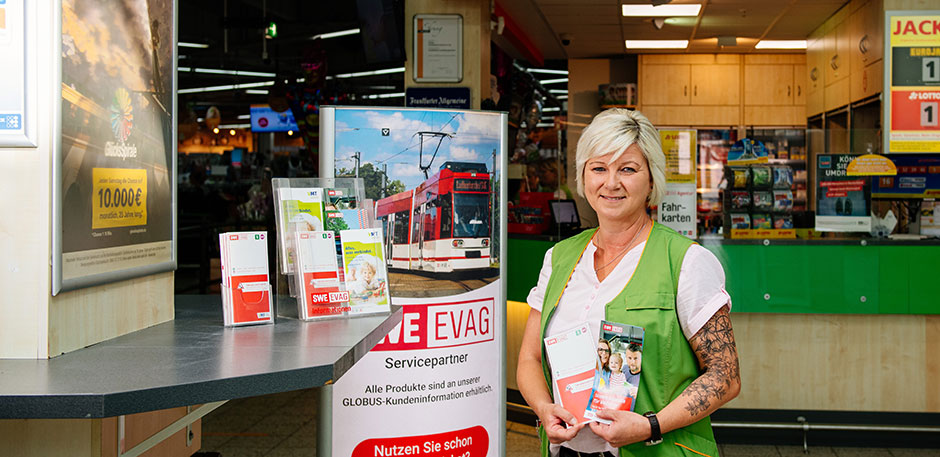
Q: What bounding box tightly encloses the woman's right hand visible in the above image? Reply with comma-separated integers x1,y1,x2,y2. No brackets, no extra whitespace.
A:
535,403,585,444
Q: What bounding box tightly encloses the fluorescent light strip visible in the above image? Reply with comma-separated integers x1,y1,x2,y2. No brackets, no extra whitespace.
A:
363,92,405,99
218,124,250,129
245,89,269,95
237,114,251,120
755,40,807,49
312,28,360,40
626,40,689,49
535,122,554,128
178,42,209,48
543,107,561,112
556,95,568,100
333,67,406,79
526,68,569,75
178,67,277,77
549,89,567,94
178,81,275,94
622,4,702,17
540,78,568,85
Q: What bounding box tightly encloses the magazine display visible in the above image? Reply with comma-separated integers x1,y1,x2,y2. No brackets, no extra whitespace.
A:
584,320,645,423
219,232,273,327
542,323,597,424
275,187,325,272
340,228,391,315
293,231,351,320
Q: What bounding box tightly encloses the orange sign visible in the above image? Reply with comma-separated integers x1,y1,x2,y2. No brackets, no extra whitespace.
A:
846,154,898,176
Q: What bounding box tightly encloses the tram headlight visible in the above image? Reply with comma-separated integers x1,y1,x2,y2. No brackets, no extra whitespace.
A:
452,239,464,247
482,238,489,247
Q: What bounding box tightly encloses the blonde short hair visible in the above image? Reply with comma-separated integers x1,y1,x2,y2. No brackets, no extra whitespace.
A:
574,109,666,207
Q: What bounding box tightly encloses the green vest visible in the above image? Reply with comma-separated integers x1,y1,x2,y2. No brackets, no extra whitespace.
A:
537,223,720,457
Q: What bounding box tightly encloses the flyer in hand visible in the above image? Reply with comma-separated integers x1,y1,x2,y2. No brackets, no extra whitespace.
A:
275,187,325,272
293,231,350,320
584,320,645,423
339,228,391,315
542,322,597,424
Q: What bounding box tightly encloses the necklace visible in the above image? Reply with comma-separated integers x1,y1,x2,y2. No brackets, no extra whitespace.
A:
593,219,648,272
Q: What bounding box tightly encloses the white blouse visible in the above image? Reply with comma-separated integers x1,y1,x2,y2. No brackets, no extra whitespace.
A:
526,238,731,454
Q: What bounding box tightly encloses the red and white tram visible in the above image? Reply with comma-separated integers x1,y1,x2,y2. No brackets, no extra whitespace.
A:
375,162,492,273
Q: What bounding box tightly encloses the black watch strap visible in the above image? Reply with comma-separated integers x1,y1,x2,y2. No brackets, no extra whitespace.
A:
643,411,663,446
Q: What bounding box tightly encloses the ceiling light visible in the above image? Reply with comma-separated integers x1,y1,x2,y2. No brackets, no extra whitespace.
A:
755,40,807,49
311,28,360,40
245,89,269,95
526,68,569,75
219,124,251,129
288,130,294,136
333,67,406,79
535,122,554,128
178,67,277,78
557,95,568,100
622,4,702,17
543,107,561,112
539,78,568,85
237,114,251,120
363,92,405,99
229,129,237,136
178,42,209,48
625,40,689,49
178,81,275,94
212,127,220,134
549,89,567,94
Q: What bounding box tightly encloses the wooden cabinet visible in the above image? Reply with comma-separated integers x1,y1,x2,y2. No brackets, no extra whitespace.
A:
639,54,740,125
806,0,884,121
849,0,883,73
793,64,807,105
743,55,807,126
640,64,690,105
691,63,740,105
849,0,884,102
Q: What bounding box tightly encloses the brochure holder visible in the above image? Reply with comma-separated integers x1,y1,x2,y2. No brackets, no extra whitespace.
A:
272,177,387,321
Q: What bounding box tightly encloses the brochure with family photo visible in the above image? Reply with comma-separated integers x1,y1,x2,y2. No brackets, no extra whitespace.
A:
293,231,351,320
219,232,273,327
584,320,645,423
339,228,391,315
542,322,597,424
275,187,325,272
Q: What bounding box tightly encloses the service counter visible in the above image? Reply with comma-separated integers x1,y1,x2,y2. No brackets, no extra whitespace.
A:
508,233,940,315
505,233,940,415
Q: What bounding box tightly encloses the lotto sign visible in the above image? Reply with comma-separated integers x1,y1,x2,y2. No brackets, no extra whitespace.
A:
885,12,940,153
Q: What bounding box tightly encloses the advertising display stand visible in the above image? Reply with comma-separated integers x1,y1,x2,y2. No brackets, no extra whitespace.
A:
317,106,508,456
271,177,391,321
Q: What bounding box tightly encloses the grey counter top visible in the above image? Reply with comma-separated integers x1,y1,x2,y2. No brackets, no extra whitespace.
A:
0,295,401,419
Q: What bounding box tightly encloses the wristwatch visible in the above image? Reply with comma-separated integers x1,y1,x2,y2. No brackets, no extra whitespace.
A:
643,411,663,446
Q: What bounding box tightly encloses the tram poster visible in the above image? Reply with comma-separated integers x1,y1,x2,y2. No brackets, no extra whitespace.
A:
54,0,176,293
321,107,507,457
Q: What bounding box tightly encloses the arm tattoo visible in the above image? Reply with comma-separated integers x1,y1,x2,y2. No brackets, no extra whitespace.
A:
680,306,740,417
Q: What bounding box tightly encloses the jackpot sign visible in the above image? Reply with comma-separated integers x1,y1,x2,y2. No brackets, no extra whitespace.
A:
886,12,940,153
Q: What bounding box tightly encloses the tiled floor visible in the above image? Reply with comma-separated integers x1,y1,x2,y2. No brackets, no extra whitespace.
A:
198,389,938,457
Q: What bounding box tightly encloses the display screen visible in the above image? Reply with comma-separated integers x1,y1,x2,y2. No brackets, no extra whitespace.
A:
454,178,489,192
550,200,579,225
250,104,298,132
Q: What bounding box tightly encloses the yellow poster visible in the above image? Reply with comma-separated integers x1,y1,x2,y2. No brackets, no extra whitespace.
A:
659,129,697,184
91,168,147,229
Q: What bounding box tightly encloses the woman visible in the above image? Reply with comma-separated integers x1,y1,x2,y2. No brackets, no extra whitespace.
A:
517,109,740,457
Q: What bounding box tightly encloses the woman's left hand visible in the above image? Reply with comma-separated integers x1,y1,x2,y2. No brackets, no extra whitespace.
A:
588,410,650,448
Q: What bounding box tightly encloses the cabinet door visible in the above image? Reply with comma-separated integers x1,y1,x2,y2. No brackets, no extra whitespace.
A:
827,19,850,84
744,64,793,106
793,64,807,106
691,64,739,105
641,64,690,105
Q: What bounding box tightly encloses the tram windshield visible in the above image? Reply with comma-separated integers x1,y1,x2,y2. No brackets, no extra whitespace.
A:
453,193,489,238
